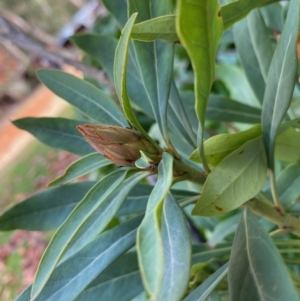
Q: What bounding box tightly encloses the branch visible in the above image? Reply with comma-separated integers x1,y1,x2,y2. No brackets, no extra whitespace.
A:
248,198,300,237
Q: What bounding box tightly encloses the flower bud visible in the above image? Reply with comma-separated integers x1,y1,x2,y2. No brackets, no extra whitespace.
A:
77,124,161,167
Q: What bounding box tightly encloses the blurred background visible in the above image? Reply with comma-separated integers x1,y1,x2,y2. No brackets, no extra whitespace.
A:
0,0,107,299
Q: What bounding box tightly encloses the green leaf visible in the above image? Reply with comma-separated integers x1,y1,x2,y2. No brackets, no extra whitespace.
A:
13,117,94,156
118,184,198,217
0,182,95,231
31,170,126,299
37,70,127,126
177,0,223,168
48,153,110,186
192,244,231,264
208,213,240,247
169,84,197,148
182,92,261,128
34,216,143,301
15,285,31,301
61,172,149,261
75,252,143,301
233,10,274,103
183,262,228,301
221,0,280,30
262,0,300,169
131,15,178,43
129,0,174,143
215,64,259,107
275,127,300,163
137,152,174,298
71,34,154,116
228,207,299,301
156,194,191,301
276,162,300,209
192,138,267,216
207,94,262,123
101,0,128,28
190,125,262,166
114,13,148,136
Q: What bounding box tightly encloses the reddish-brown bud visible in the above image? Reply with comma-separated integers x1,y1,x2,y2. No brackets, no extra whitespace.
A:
77,124,160,167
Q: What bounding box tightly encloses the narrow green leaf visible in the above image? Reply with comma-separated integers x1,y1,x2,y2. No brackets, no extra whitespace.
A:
13,117,94,156
71,34,154,116
118,184,197,217
190,125,262,166
48,153,110,186
215,64,259,107
37,70,127,126
192,244,231,265
15,285,31,301
129,0,174,143
262,0,300,169
275,127,300,163
75,252,143,301
228,207,299,301
101,0,128,27
233,10,274,103
182,92,261,128
31,170,126,299
169,83,197,148
114,13,147,135
221,0,280,30
183,262,228,301
156,194,191,301
192,138,267,216
137,152,174,298
61,172,148,262
131,15,178,43
0,182,95,231
34,216,143,301
177,0,223,169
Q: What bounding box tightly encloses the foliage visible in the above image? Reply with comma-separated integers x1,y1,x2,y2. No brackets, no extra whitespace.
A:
3,0,300,300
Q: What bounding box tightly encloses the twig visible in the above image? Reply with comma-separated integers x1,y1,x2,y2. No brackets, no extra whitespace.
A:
0,7,56,45
0,19,110,85
248,198,300,237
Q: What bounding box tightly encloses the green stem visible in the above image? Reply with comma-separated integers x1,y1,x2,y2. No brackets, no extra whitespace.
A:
247,198,300,237
269,169,285,213
173,159,206,185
